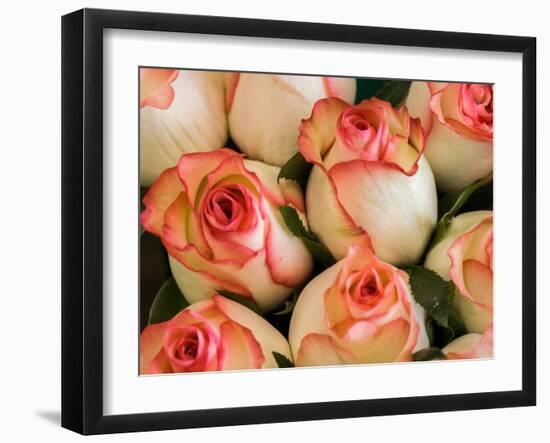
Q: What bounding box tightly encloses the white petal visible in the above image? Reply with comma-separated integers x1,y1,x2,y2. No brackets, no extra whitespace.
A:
213,296,292,368
306,166,368,260
442,330,492,359
228,74,356,166
288,262,344,358
261,200,314,288
327,156,438,266
412,300,430,352
453,294,493,333
405,81,433,131
169,252,292,313
140,71,227,185
424,119,492,193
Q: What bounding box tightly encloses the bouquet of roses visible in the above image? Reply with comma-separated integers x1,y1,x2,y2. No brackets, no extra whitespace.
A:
139,69,494,374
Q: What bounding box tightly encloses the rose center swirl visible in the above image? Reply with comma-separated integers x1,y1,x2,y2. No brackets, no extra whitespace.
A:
203,184,255,232
461,84,493,125
347,270,385,309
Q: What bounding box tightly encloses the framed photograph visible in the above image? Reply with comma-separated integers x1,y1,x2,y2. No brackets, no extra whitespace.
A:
61,8,536,435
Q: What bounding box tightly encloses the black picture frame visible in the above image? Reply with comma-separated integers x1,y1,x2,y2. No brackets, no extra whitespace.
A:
61,8,537,435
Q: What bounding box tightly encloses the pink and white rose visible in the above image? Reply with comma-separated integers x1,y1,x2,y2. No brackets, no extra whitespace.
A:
140,69,228,186
289,244,429,366
226,73,356,166
442,326,493,360
405,82,493,192
299,97,437,266
140,149,313,313
140,295,291,374
425,211,493,333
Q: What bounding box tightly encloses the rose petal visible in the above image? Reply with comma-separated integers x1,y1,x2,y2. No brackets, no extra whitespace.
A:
177,149,241,205
162,192,210,257
140,69,179,109
322,77,357,100
261,199,313,287
295,333,351,367
288,261,345,356
306,166,372,260
217,320,265,370
383,135,423,175
328,158,437,265
443,327,493,360
448,215,494,297
229,75,354,166
213,295,291,367
325,285,352,329
169,247,291,312
225,72,240,112
340,318,411,363
463,259,493,306
425,211,492,280
298,97,350,166
243,159,303,211
430,83,492,141
140,71,228,186
140,167,183,236
405,81,434,133
140,321,169,374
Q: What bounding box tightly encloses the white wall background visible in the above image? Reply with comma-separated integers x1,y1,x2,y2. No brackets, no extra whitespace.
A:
0,0,545,441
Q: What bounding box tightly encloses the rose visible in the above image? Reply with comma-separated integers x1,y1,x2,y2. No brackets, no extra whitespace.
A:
140,295,291,373
442,326,493,360
299,97,437,266
226,73,356,167
140,69,228,186
140,149,313,312
405,82,493,192
425,211,493,333
288,244,429,366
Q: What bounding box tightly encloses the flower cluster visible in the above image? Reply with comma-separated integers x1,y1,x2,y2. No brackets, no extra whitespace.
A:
139,70,494,374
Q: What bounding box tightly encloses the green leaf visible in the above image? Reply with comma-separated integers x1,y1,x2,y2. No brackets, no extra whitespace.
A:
425,318,435,345
373,80,412,107
428,213,454,252
141,232,172,330
426,308,468,349
301,237,337,268
273,352,294,368
438,173,493,218
447,307,468,340
407,265,452,328
279,205,336,268
279,205,311,238
217,290,263,316
148,277,190,325
429,174,493,250
422,284,467,348
413,347,447,361
277,152,312,186
355,79,385,103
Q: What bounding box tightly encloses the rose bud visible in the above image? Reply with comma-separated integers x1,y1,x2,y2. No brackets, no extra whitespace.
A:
405,81,493,192
299,97,437,266
424,211,493,333
289,244,429,366
140,295,291,374
442,326,493,360
140,69,228,186
226,73,356,166
140,149,313,313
